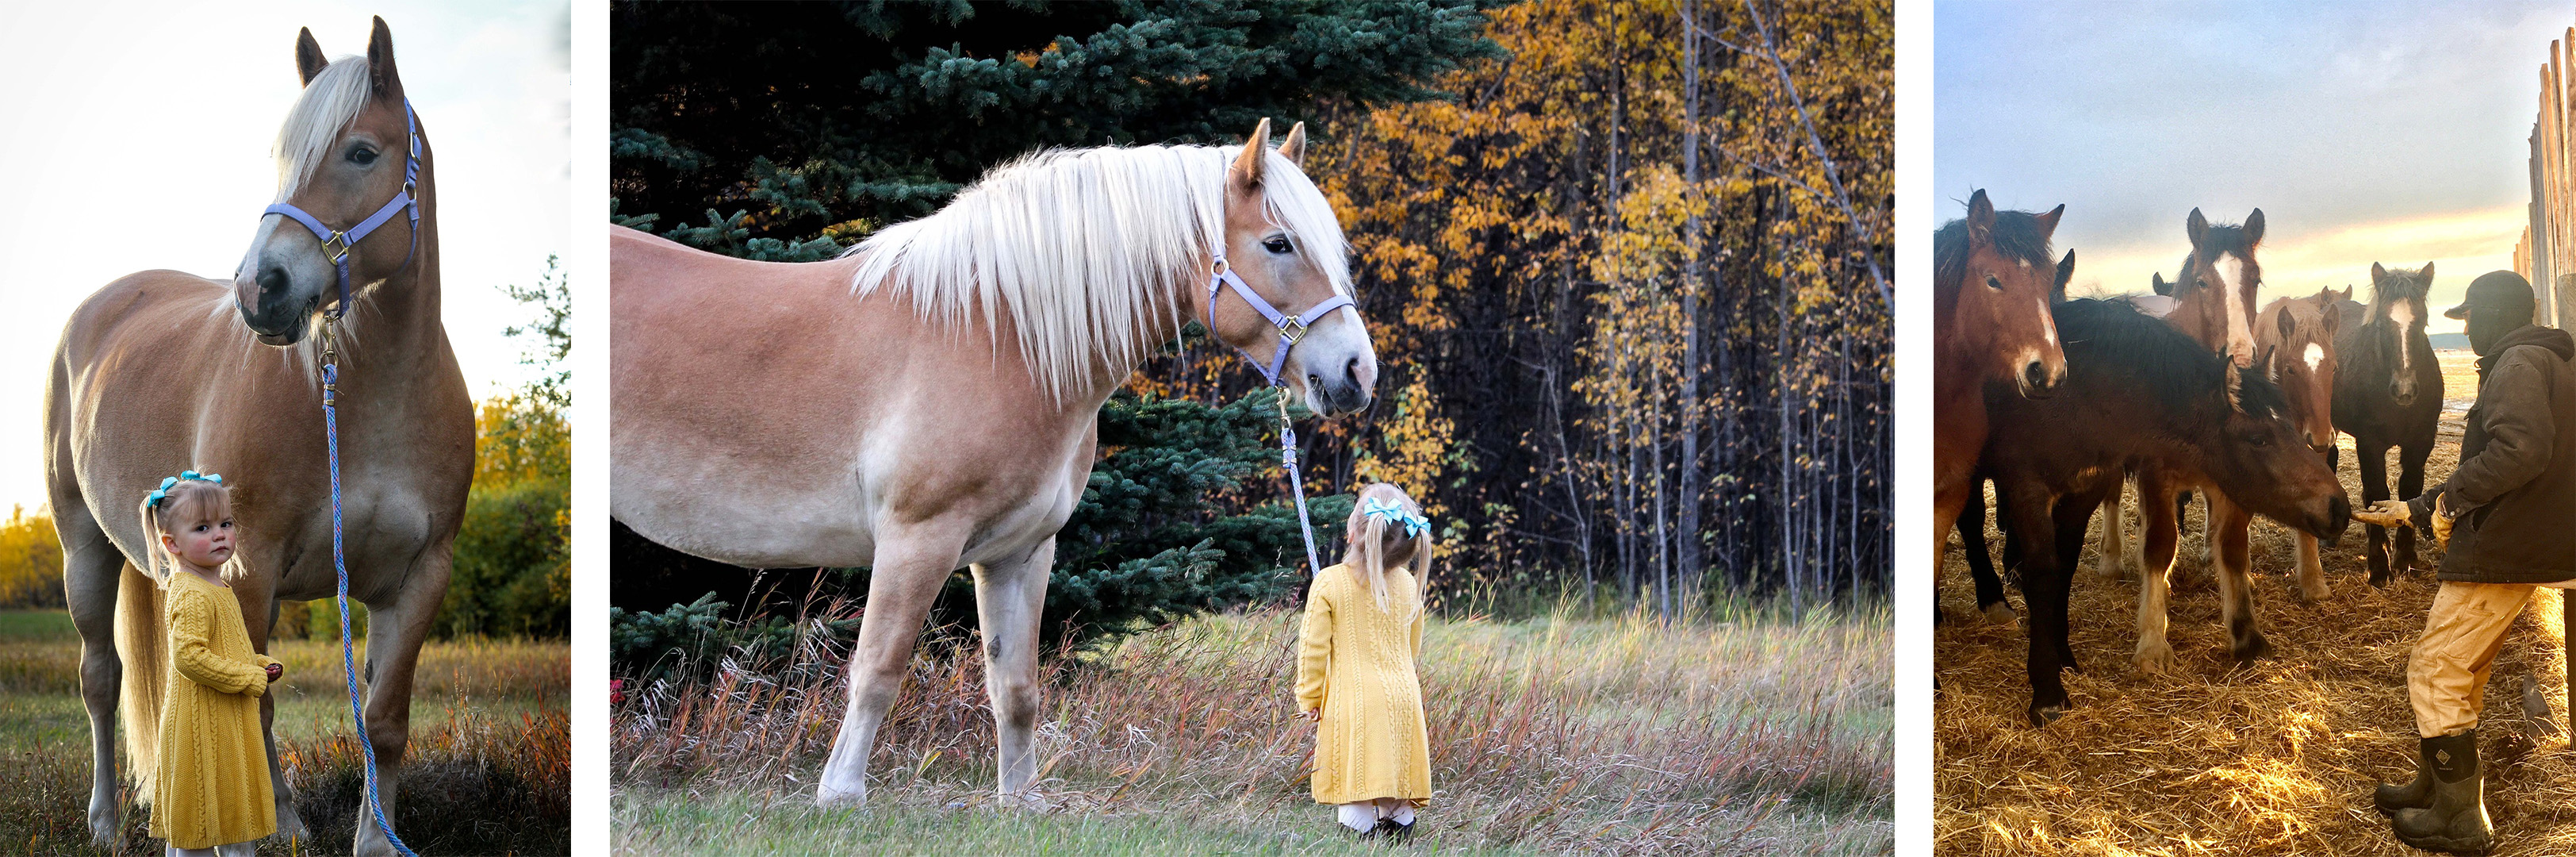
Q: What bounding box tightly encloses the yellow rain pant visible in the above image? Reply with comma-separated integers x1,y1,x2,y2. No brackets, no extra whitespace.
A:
2408,579,2574,738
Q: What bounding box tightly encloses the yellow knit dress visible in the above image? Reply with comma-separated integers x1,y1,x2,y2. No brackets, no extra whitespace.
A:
1295,563,1431,805
149,571,278,850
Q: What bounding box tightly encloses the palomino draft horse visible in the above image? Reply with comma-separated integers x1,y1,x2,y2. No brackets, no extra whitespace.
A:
1983,298,2346,725
611,121,1378,805
47,20,471,854
2334,263,2445,586
1955,248,2076,623
1934,190,2066,623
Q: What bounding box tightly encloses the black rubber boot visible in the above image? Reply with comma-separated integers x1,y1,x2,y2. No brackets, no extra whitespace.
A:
2375,737,2437,815
2390,730,2493,854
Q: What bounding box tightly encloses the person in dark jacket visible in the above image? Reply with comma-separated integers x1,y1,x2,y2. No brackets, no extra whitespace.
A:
2352,270,2576,855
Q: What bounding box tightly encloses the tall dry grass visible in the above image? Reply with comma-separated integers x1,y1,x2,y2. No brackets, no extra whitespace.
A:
613,600,1892,855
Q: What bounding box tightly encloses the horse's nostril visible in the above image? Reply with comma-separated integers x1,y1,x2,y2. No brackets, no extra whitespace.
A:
2023,360,2049,390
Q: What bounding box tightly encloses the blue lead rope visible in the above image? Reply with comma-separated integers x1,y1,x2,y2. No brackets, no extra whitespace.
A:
322,355,417,857
1274,389,1322,576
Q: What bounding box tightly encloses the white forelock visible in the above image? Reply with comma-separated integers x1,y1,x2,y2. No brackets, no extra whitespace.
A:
273,56,374,203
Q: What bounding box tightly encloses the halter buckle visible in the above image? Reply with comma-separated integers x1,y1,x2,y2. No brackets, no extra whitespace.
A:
1212,258,1230,276
320,233,351,265
1278,314,1310,344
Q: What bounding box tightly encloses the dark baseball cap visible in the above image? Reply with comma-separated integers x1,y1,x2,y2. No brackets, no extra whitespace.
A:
2444,270,2536,320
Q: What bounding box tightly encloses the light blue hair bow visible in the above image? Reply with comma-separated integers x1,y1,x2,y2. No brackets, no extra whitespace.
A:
145,471,224,509
1359,497,1430,538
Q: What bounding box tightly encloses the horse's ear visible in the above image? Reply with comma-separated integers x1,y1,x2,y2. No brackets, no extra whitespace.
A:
2033,203,2064,240
1277,121,1307,167
2371,262,2389,283
1232,117,1272,193
2278,304,2298,340
2244,209,2265,246
366,16,402,99
2420,261,2436,284
2337,285,2353,303
1966,189,1995,247
295,28,328,86
2321,295,2340,332
2152,272,2172,297
2187,208,2210,247
2055,249,2076,298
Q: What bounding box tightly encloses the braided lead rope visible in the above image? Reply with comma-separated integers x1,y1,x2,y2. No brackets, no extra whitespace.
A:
321,326,417,856
1275,390,1323,576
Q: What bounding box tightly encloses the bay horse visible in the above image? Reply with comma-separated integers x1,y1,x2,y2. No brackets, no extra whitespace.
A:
1984,298,2346,724
1934,190,2066,623
611,120,1378,806
2259,287,2348,600
1955,248,2076,624
2333,263,2444,585
46,19,472,854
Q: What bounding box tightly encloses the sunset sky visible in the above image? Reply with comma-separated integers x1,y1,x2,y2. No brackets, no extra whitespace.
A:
1935,1,2571,330
0,1,569,511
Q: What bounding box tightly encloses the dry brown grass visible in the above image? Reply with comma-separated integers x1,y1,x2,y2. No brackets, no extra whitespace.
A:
614,602,1892,855
1935,350,2576,855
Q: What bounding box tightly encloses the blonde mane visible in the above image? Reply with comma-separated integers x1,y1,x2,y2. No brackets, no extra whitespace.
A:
273,56,374,202
845,144,1351,403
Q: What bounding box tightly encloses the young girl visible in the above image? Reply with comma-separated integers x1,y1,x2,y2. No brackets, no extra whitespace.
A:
140,472,282,857
1296,482,1434,838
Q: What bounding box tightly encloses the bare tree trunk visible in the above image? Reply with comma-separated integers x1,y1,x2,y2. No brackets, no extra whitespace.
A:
1677,0,1708,604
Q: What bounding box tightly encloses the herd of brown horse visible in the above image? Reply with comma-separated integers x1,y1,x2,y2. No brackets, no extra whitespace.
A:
1937,190,2441,725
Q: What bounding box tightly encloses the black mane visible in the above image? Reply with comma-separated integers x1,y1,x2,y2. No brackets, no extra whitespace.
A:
1935,209,2058,295
2054,297,2287,420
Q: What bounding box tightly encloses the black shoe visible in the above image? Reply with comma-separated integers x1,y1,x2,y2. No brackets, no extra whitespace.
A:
2375,736,2439,815
1374,817,1414,842
2390,729,2494,855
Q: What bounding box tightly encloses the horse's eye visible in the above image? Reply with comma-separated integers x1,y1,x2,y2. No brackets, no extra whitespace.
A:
1984,274,2003,290
2244,432,2271,448
348,146,379,166
1263,236,1294,255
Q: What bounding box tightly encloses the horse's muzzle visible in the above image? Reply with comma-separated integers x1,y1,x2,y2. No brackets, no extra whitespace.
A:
237,262,312,344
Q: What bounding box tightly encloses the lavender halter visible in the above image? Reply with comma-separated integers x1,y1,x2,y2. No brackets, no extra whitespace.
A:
1205,254,1355,576
261,98,420,320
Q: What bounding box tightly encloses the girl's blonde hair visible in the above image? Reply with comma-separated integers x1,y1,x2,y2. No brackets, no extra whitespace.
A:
1340,482,1433,618
138,478,233,584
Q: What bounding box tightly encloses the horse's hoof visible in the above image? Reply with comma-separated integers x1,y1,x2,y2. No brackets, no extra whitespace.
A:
817,782,868,809
2133,641,2178,674
999,790,1052,811
2297,578,2331,602
269,815,310,842
1979,601,2018,625
2233,633,2274,663
2028,702,2070,727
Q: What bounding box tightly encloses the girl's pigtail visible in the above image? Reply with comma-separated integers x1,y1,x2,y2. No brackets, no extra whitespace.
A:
1406,525,1433,622
1361,505,1393,613
136,496,167,586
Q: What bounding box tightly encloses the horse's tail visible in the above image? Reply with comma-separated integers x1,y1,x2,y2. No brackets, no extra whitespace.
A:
113,559,166,804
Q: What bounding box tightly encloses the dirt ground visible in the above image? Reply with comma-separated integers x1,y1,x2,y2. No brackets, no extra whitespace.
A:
1934,350,2576,855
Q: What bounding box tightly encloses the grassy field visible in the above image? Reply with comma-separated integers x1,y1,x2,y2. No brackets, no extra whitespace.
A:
0,609,569,855
613,603,1893,855
1936,349,2576,855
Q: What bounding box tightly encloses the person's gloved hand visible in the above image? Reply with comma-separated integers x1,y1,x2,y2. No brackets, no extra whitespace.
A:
2352,499,2412,529
2429,493,2456,546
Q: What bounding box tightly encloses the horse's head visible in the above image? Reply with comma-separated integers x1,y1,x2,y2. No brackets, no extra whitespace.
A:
2176,207,2265,369
2201,361,2352,540
234,17,424,346
1209,119,1377,416
2260,288,2343,454
2365,261,2434,407
1936,189,2066,397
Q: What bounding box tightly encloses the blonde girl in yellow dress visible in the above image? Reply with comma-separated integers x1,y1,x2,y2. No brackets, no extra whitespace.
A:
1296,482,1434,838
138,473,281,857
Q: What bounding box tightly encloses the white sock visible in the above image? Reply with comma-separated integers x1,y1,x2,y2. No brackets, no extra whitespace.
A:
1390,803,1416,825
169,847,215,857
215,843,256,857
1336,802,1377,832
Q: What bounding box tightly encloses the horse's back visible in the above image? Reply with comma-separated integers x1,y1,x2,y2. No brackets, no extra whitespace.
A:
47,270,243,559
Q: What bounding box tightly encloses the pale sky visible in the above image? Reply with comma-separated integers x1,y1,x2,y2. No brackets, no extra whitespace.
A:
1936,1,2573,331
0,1,569,512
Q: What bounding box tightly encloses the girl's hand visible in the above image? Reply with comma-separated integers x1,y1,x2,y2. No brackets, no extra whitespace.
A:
265,663,284,683
1294,708,1320,723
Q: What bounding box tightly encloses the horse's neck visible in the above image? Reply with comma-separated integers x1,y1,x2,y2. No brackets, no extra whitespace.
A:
337,239,449,412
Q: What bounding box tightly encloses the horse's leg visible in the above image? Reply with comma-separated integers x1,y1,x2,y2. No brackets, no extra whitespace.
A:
2093,482,2129,582
2359,440,2394,586
228,557,305,841
2395,438,2432,576
1933,477,1970,625
2294,532,2329,602
1961,481,2011,623
1999,482,2071,725
2134,475,2182,674
59,503,126,845
2208,491,2271,661
2051,495,2092,674
818,526,971,806
347,544,453,857
972,536,1055,804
